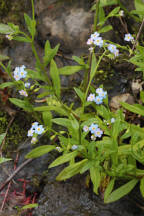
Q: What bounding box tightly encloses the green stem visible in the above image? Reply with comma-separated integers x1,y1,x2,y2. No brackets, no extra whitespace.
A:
84,50,106,105
93,0,100,32
31,0,35,20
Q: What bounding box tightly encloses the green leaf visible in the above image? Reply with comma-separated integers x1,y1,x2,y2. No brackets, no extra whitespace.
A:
52,118,71,128
0,157,12,164
98,25,113,33
105,179,138,203
27,69,46,82
42,111,52,128
25,145,55,159
24,13,36,37
121,102,144,116
0,24,14,34
0,133,6,145
56,159,88,181
140,177,144,197
104,178,115,202
72,56,85,65
21,203,38,210
140,91,144,103
43,41,59,66
34,105,68,116
90,166,101,194
0,54,9,61
50,59,61,99
59,65,84,75
99,0,118,7
107,6,120,18
74,87,85,103
134,0,144,17
90,53,97,81
9,98,33,112
0,82,15,89
13,36,31,42
49,151,78,168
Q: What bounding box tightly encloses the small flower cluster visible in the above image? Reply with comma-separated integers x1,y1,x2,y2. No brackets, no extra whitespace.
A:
124,33,134,42
87,87,107,105
13,65,27,81
27,122,45,144
83,123,103,141
87,31,119,57
87,32,103,51
13,65,31,97
104,117,115,125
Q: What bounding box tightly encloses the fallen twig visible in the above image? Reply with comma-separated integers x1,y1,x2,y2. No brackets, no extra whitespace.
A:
132,18,144,51
0,158,34,193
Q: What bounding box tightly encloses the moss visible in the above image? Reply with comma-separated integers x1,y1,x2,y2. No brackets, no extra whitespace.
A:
0,111,34,154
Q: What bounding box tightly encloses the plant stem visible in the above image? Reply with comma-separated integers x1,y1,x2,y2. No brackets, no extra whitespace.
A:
84,50,106,102
132,18,144,51
93,0,100,32
31,0,35,20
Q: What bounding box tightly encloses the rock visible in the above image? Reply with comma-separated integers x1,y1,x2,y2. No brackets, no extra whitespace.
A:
131,79,144,96
32,166,144,216
35,0,93,55
110,93,135,111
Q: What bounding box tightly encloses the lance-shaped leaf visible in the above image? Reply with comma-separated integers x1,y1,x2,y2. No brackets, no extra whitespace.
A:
25,145,55,158
104,179,138,203
50,59,61,99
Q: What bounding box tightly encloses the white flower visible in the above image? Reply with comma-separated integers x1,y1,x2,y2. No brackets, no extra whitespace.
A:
87,38,93,45
27,129,34,137
87,93,95,102
93,37,103,47
91,134,96,141
96,88,107,98
56,147,61,152
83,125,89,132
108,44,117,54
19,90,28,97
119,10,124,17
91,32,100,40
71,145,78,150
25,82,30,88
124,33,134,42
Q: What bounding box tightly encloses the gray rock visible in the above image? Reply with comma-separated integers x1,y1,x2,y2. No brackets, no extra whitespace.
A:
35,0,93,55
32,166,144,216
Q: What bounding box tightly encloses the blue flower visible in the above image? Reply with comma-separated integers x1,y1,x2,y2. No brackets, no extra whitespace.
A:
31,122,39,130
94,128,103,138
89,123,98,134
71,145,78,150
94,96,103,104
35,125,45,135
